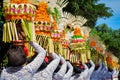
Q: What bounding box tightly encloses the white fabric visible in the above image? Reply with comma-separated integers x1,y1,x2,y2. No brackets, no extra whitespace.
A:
90,62,103,80
100,65,108,79
63,62,73,80
53,55,67,80
112,70,119,80
32,53,60,80
81,63,89,80
86,60,95,80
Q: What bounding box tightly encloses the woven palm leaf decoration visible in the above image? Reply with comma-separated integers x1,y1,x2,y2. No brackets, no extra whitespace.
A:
56,0,68,8
46,0,68,13
58,12,76,41
71,16,87,28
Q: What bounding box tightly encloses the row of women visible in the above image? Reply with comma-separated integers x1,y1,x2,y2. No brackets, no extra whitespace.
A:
0,42,120,80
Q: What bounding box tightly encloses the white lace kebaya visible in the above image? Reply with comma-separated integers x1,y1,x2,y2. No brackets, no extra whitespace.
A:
90,62,103,80
32,52,60,80
112,70,119,80
0,42,46,80
104,70,114,80
85,60,95,80
100,65,108,80
63,61,73,80
53,55,67,80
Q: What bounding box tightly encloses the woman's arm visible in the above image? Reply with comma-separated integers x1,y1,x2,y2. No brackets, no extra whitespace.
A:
87,60,95,79
25,42,46,73
63,61,73,80
45,53,60,74
53,55,67,80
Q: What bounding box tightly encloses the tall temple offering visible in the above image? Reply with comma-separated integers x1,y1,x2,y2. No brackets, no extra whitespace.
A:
34,2,54,55
70,27,89,63
60,30,70,60
2,0,36,43
51,15,63,55
2,0,37,57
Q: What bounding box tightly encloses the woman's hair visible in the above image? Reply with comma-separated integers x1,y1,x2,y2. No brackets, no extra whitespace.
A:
107,66,113,72
7,46,27,67
118,71,120,79
73,66,83,73
86,62,91,69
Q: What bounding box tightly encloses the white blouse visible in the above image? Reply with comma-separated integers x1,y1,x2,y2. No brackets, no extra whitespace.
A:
63,62,73,80
32,53,60,80
53,56,67,80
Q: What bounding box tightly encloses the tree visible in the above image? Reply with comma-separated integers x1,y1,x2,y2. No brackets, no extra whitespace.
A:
63,0,113,28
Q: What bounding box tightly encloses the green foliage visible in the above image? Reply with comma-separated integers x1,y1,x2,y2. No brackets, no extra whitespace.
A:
63,0,113,28
90,28,99,36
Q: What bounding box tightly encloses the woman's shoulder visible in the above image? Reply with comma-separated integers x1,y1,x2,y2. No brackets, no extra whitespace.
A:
1,68,19,80
2,66,32,80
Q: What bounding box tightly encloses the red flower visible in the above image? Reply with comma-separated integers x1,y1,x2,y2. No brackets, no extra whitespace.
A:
23,46,28,56
44,57,48,63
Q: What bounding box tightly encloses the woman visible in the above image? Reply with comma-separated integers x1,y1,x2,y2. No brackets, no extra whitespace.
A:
0,42,46,80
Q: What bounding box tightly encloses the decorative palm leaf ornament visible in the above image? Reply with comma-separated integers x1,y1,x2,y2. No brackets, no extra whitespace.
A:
59,12,75,27
81,26,91,39
60,15,88,41
56,0,68,8
71,16,87,28
47,0,69,24
46,0,68,13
